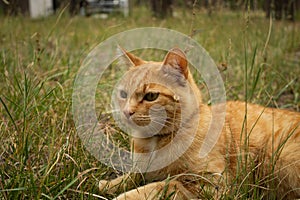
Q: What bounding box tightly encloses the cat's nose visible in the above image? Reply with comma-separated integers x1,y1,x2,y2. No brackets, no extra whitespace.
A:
123,109,135,118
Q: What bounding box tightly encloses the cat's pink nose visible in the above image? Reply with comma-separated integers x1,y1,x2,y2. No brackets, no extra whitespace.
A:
123,110,135,118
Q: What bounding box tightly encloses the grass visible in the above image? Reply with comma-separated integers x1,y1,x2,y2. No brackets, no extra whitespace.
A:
0,5,300,199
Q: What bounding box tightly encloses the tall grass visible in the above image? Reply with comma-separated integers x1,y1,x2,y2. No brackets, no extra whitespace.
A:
0,5,299,199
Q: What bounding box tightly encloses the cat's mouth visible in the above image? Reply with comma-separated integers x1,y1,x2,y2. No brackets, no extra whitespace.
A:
121,113,180,137
126,115,152,126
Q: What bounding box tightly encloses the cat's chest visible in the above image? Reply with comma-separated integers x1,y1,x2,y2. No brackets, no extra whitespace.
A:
131,137,158,153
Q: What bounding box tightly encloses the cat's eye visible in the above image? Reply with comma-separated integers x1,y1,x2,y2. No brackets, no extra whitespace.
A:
120,90,127,99
143,92,159,101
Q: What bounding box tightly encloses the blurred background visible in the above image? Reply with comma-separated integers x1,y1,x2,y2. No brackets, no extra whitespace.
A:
0,0,299,20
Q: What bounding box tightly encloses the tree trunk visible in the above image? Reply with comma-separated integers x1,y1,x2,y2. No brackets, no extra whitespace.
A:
150,0,172,18
265,0,295,21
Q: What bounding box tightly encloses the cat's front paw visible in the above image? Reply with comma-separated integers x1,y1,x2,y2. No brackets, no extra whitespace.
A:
98,174,137,195
98,179,120,195
113,192,138,200
98,180,109,191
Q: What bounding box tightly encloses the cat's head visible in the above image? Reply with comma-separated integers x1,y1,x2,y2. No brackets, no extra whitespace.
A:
113,47,200,137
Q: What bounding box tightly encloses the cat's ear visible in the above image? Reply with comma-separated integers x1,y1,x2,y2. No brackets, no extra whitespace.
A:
162,47,188,79
117,46,146,67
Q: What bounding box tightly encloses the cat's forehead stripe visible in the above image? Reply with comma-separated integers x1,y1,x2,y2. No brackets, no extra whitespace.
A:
128,66,151,88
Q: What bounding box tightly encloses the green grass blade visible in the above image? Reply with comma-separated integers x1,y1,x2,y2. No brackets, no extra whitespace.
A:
0,96,19,132
52,177,79,200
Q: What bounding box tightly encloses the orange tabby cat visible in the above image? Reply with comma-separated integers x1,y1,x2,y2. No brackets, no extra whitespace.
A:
99,47,300,199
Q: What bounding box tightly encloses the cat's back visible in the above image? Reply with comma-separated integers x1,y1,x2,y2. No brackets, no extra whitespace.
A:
224,102,300,198
225,101,300,148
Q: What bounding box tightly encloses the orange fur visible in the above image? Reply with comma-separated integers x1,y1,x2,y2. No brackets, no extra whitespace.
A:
99,48,300,199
